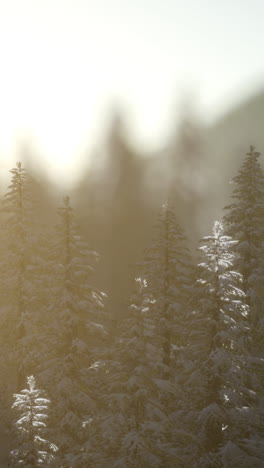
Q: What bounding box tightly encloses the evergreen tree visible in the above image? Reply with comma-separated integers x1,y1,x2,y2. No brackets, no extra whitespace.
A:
140,201,193,379
223,146,264,336
0,162,55,467
38,196,105,466
98,277,174,468
9,375,57,467
0,162,47,408
223,146,264,447
135,201,195,464
182,221,263,466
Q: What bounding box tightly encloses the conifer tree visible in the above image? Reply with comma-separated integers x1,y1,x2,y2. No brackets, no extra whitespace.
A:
96,277,174,468
136,201,195,463
223,146,264,335
223,146,264,442
38,196,105,466
0,162,43,395
140,201,193,379
0,162,54,466
9,375,57,467
181,221,263,466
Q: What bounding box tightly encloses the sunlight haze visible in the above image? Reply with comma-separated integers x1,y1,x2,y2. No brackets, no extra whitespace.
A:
0,0,263,183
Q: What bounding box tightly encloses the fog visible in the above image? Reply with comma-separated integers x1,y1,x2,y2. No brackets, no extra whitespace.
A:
1,2,264,465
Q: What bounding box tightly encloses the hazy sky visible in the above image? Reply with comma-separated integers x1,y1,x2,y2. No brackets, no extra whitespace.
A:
0,0,263,183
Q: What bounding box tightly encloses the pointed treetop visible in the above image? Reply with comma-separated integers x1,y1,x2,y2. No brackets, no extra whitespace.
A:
212,220,223,237
27,375,36,392
134,276,148,294
161,201,169,213
247,145,260,157
63,195,70,207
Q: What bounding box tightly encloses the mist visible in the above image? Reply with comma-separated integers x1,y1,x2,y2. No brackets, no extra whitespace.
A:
0,1,264,466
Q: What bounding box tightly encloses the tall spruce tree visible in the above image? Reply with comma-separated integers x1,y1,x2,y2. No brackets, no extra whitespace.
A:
223,146,264,443
0,162,43,395
38,196,105,466
0,162,54,467
125,203,195,465
181,221,263,467
223,146,264,337
139,201,194,379
98,277,174,468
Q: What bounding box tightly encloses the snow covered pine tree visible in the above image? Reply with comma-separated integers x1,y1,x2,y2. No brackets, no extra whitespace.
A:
38,196,105,466
223,146,264,342
181,221,263,467
223,146,264,466
104,277,172,468
1,162,37,392
139,201,193,380
132,202,195,465
9,375,57,467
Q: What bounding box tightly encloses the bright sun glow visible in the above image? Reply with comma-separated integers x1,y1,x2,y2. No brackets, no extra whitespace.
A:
0,0,263,184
